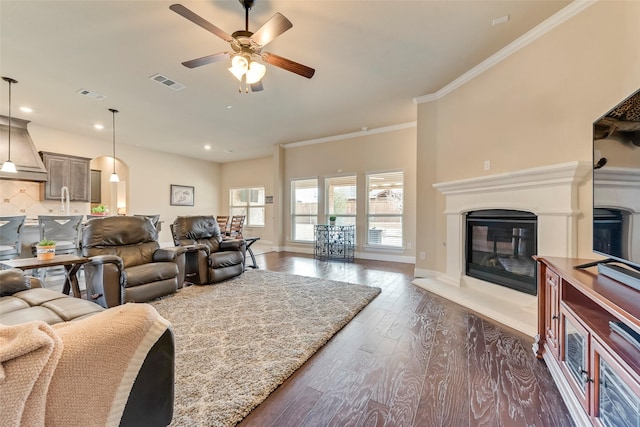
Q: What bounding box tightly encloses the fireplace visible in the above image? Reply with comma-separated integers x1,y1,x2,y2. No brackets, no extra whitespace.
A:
465,209,537,295
412,161,591,337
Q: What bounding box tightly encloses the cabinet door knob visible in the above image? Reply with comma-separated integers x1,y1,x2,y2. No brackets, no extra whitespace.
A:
580,369,593,383
552,315,558,320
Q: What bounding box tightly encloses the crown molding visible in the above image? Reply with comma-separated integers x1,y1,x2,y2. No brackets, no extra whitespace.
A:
413,0,597,105
282,121,416,149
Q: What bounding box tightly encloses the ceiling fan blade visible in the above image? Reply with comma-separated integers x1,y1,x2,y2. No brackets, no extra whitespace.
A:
250,81,264,92
182,52,229,69
262,52,315,79
251,13,292,47
170,4,233,42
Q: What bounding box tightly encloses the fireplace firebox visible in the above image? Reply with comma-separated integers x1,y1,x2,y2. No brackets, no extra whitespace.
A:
593,208,628,259
465,209,537,295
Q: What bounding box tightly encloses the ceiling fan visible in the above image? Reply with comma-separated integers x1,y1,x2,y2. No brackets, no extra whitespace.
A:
170,1,315,93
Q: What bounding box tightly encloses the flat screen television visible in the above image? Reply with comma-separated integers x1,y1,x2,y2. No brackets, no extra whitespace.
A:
590,88,640,288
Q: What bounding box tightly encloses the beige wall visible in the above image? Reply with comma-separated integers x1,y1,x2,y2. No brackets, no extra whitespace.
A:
4,123,222,244
220,156,275,243
416,1,640,273
281,126,417,260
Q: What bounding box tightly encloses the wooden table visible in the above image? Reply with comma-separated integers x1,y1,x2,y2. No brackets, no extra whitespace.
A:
0,255,89,298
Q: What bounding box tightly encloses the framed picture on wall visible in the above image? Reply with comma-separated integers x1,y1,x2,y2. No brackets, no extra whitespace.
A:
170,184,194,206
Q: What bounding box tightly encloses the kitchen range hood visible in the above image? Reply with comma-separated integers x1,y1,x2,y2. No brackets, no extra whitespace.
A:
0,115,48,182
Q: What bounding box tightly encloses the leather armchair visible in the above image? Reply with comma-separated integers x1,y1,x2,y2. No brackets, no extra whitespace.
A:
171,215,246,284
82,216,186,308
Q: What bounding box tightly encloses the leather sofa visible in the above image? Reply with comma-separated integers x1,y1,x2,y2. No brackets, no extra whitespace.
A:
171,215,246,284
82,216,186,308
0,269,174,426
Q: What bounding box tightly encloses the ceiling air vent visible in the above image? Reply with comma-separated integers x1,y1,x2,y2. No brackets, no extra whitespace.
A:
150,73,186,91
77,88,106,100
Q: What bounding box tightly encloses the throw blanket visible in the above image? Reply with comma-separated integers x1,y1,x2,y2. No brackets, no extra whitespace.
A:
0,304,170,427
0,322,63,427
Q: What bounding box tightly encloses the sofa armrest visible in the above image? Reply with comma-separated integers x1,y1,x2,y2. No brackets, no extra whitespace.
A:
120,327,175,426
0,268,44,296
49,304,173,426
179,243,210,256
153,246,186,263
87,254,125,270
84,255,125,308
152,246,187,289
220,239,245,252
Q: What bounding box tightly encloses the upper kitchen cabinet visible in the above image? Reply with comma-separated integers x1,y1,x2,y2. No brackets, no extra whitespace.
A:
40,151,91,201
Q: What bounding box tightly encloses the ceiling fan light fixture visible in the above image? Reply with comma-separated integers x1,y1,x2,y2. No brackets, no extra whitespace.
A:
245,61,266,84
229,55,249,81
228,54,265,85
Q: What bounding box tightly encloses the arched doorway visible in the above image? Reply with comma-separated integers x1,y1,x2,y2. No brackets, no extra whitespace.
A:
89,156,129,215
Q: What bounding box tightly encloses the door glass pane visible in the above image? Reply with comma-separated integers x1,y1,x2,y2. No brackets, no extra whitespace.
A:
293,179,318,215
367,171,403,247
327,175,356,215
564,316,588,393
598,357,640,427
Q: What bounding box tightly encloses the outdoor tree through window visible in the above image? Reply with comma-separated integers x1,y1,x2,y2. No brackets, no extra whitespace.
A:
326,175,356,227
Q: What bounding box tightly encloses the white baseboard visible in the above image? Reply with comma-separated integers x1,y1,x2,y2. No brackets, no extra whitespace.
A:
279,245,414,264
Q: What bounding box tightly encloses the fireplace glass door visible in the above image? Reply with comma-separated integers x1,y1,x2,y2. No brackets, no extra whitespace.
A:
466,209,537,295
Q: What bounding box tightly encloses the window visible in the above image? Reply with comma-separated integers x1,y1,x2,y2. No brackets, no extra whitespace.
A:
367,171,403,247
291,178,318,242
326,175,356,227
229,187,265,227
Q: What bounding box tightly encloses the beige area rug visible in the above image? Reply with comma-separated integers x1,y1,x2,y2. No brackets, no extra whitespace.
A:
150,269,381,427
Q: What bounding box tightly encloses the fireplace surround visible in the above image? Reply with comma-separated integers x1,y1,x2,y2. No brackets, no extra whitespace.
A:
413,161,591,336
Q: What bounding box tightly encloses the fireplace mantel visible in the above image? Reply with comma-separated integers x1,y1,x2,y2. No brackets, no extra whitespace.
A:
414,161,591,336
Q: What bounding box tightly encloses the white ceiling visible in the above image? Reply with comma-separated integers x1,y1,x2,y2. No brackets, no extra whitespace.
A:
0,0,571,163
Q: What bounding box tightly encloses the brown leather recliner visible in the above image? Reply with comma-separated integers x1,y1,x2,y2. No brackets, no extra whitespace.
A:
171,215,246,284
82,216,186,308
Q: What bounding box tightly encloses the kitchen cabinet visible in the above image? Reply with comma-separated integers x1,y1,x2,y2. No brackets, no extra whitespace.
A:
535,257,640,426
40,151,91,202
90,169,101,203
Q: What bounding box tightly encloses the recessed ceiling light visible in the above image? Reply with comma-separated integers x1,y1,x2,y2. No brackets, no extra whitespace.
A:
226,105,232,110
94,124,104,130
492,15,510,26
19,106,33,113
204,144,211,150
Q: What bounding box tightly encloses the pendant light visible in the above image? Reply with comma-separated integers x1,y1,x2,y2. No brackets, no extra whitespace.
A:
109,108,120,183
1,77,18,173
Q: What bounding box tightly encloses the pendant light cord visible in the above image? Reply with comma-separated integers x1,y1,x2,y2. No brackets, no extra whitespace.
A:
109,108,118,174
7,80,12,157
2,77,18,162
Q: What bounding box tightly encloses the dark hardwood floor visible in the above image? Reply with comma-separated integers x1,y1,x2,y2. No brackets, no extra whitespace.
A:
238,251,573,427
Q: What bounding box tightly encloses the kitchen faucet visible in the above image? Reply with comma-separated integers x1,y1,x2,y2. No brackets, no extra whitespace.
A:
60,186,70,213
